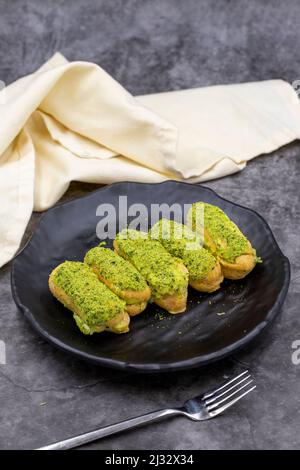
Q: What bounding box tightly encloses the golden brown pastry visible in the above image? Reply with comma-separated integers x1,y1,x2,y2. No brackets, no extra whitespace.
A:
84,245,151,316
49,261,130,334
150,219,223,292
114,229,189,314
188,202,260,280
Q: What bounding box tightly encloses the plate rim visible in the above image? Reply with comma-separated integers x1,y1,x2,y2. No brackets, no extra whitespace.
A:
11,181,291,372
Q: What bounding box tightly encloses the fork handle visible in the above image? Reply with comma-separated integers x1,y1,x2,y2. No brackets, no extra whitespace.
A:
37,408,182,450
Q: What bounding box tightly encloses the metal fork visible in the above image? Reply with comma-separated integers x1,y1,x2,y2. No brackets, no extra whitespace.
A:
37,370,255,450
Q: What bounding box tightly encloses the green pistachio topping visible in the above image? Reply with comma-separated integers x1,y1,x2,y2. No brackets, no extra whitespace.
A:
150,219,217,281
52,261,125,332
188,202,256,263
84,246,148,296
115,229,188,299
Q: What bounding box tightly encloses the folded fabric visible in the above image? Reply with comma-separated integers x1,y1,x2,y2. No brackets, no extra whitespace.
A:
1,52,300,267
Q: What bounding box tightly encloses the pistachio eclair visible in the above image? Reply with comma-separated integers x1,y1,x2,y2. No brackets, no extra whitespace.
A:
114,229,189,314
188,202,259,280
150,219,223,292
84,246,151,316
49,261,130,334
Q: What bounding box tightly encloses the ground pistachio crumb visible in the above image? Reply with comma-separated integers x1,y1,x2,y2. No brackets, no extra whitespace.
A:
150,219,216,281
188,202,258,263
116,229,188,300
84,246,148,294
52,261,125,332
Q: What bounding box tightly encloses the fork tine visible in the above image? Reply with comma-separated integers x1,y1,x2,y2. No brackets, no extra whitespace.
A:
208,385,256,417
205,374,251,405
206,379,254,411
204,370,249,399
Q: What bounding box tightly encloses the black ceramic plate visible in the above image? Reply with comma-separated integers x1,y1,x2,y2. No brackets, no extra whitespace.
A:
11,181,290,372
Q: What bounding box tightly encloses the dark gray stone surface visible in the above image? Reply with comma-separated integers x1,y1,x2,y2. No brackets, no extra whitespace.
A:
0,0,299,450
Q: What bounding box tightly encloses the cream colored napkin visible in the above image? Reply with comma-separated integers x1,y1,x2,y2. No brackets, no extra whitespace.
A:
1,52,300,267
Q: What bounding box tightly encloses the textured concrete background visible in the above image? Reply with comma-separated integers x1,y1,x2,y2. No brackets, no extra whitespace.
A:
0,0,300,450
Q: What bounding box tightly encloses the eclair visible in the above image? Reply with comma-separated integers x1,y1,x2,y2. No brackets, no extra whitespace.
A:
188,202,259,280
84,246,151,316
49,261,130,334
114,229,189,314
150,219,223,292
